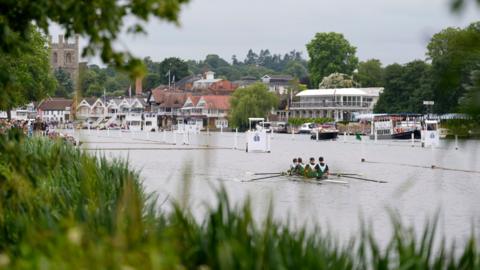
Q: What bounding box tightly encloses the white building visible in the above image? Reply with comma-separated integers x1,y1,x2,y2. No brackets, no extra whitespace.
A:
262,74,293,95
192,71,222,90
289,88,383,121
37,98,73,122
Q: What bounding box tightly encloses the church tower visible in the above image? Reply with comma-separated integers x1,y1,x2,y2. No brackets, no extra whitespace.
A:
49,34,79,84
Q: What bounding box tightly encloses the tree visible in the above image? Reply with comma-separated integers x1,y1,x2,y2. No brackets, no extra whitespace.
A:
459,70,480,122
229,83,279,130
354,59,384,87
285,61,308,79
157,57,189,84
427,22,480,113
54,68,74,97
202,54,230,69
319,73,359,89
306,32,359,88
0,0,189,76
374,61,433,113
244,49,258,65
144,73,161,90
0,27,56,118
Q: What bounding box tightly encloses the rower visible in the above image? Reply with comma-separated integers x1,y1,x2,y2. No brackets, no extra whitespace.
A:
315,157,329,179
288,158,298,175
296,157,305,175
305,157,318,178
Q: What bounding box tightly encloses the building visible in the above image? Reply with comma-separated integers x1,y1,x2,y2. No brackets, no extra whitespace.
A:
0,103,37,120
233,76,258,88
176,74,203,91
147,89,190,128
49,35,79,83
288,88,383,121
192,71,222,90
262,74,293,95
37,98,73,123
181,95,230,129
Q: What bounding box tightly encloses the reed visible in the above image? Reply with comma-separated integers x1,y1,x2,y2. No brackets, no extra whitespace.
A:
0,130,479,269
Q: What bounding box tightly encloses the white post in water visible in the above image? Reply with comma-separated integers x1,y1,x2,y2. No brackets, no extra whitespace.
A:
316,129,319,141
234,128,238,149
173,131,177,145
107,127,110,137
455,135,459,150
411,133,415,147
207,127,210,136
162,129,166,142
374,130,378,143
220,125,223,134
291,129,295,140
343,132,347,143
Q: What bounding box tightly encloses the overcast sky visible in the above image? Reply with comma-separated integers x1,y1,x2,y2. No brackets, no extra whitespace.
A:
51,0,479,66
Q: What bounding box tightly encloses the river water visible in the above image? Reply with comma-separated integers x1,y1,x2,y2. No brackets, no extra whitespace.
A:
71,129,480,246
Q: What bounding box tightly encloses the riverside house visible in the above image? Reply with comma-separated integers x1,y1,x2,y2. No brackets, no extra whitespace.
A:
180,95,230,129
288,88,383,121
37,98,73,123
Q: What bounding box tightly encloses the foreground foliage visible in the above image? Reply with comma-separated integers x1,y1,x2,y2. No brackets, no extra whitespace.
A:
0,131,479,269
0,0,189,75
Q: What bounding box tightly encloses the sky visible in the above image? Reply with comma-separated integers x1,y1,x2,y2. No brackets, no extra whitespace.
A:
50,0,480,66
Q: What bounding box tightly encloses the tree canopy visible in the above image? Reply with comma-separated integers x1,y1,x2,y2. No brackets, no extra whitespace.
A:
427,22,480,113
229,83,279,130
319,73,359,89
0,27,56,116
306,32,359,88
354,59,384,87
54,69,74,98
374,61,433,113
459,70,480,122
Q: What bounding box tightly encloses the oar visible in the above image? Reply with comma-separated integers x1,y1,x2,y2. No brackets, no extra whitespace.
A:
242,173,285,182
331,172,361,176
339,174,387,184
253,172,284,175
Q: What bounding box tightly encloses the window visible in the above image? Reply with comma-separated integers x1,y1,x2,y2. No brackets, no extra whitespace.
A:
65,52,72,64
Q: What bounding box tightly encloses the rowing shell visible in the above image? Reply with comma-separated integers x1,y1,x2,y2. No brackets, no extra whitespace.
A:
287,175,348,185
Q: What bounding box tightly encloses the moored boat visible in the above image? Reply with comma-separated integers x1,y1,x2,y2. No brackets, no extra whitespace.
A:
369,114,422,140
310,123,339,140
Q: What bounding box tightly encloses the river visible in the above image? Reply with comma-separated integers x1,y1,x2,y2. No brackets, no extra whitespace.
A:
70,129,480,246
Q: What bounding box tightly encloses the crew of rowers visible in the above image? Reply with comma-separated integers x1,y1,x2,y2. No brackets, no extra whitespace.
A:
288,156,330,179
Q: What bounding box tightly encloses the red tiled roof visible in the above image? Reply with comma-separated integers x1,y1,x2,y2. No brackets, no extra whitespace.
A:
200,95,230,110
38,98,73,111
150,89,189,108
188,96,201,106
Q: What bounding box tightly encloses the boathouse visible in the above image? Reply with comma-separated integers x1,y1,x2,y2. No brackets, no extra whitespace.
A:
289,88,383,121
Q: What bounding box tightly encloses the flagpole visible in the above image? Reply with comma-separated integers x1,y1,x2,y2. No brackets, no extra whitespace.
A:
167,70,171,90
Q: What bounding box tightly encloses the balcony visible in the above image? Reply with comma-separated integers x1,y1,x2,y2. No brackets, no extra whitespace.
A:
290,101,372,109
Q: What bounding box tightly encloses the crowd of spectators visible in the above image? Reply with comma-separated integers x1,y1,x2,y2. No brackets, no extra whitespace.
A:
0,118,78,145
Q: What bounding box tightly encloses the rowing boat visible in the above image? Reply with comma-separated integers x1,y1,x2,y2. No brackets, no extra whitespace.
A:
285,173,349,185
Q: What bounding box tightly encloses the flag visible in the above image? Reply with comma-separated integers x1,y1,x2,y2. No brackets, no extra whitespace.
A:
171,75,175,83
165,70,171,77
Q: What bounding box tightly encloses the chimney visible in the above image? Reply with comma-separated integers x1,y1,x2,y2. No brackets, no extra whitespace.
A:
135,77,142,96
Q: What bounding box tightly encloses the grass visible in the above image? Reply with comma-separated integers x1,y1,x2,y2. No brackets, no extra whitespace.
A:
0,129,479,269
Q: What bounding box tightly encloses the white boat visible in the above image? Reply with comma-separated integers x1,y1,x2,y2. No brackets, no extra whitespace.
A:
298,122,314,134
287,175,348,185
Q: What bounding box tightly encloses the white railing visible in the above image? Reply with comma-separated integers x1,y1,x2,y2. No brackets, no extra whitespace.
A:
290,101,372,109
